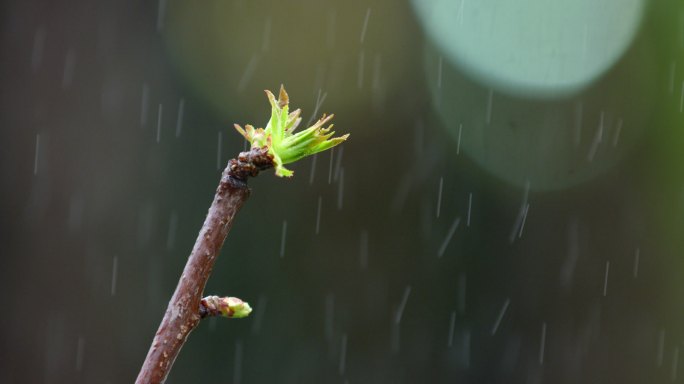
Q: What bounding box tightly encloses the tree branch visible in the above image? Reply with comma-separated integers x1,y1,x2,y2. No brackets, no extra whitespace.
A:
135,147,273,384
135,84,348,383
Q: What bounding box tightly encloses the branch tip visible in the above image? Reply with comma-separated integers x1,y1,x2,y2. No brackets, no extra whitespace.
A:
234,85,349,178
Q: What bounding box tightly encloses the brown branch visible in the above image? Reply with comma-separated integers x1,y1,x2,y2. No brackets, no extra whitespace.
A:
136,147,273,384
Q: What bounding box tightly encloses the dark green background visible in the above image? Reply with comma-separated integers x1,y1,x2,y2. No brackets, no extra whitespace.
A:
2,1,684,383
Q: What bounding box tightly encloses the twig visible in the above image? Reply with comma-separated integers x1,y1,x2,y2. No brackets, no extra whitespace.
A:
136,85,347,383
135,147,272,384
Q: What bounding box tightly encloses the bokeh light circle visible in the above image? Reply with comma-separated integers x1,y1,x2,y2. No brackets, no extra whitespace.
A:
411,0,645,98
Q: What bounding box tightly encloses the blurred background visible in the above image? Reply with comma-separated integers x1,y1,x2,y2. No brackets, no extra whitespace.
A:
2,0,684,382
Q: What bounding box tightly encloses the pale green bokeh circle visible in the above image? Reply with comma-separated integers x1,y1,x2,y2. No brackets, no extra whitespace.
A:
421,39,656,191
411,0,645,97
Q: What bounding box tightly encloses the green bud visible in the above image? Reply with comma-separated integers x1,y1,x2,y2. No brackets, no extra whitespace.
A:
234,85,349,177
201,296,252,319
222,297,252,319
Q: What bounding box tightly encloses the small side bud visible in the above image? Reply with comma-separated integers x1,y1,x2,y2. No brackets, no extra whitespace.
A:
200,296,252,319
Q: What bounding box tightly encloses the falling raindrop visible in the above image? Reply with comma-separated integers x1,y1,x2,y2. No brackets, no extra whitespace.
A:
394,286,412,324
175,98,185,138
437,217,460,258
279,220,287,258
603,260,610,297
360,8,371,43
456,123,462,155
436,177,443,218
334,147,344,182
574,101,584,146
217,131,223,170
457,0,465,25
309,154,317,185
390,321,401,354
337,168,345,210
657,329,666,367
539,322,547,365
633,248,640,278
251,295,267,335
328,148,334,184
518,203,530,239
447,311,456,347
669,61,676,94
75,336,85,372
261,16,272,52
315,196,322,234
458,273,466,314
233,340,243,384
587,111,604,161
33,133,40,175
156,104,163,143
326,10,337,49
237,55,259,92
111,256,118,296
140,83,150,128
612,118,623,147
157,0,167,31
491,298,510,335
509,204,527,243
339,333,348,375
307,89,328,127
